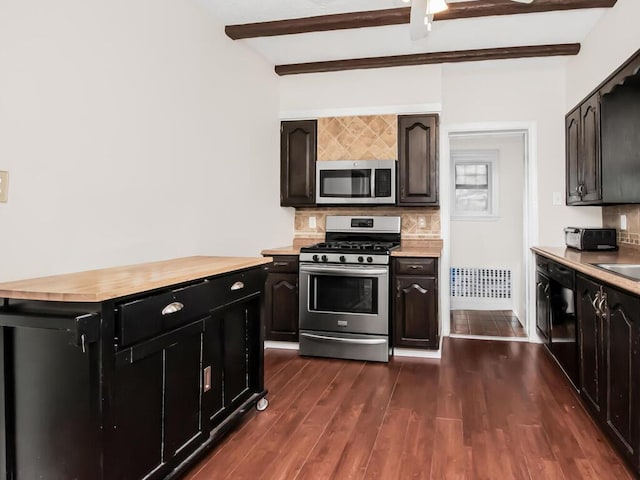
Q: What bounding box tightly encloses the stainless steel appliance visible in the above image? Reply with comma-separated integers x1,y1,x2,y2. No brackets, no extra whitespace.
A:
298,215,401,362
565,227,617,251
316,160,396,205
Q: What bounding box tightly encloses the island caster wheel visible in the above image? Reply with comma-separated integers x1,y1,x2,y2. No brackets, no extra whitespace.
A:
256,398,269,411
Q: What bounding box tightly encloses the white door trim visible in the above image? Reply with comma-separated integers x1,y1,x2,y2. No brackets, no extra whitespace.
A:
440,121,539,342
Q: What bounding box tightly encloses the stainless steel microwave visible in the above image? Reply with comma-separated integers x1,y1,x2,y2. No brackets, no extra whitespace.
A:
316,160,396,205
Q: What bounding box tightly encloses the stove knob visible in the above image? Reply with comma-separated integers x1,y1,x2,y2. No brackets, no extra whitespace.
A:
321,255,328,262
367,256,373,263
358,256,364,263
312,254,319,262
339,255,346,263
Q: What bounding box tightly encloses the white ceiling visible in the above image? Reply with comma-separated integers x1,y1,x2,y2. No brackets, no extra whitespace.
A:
200,0,608,67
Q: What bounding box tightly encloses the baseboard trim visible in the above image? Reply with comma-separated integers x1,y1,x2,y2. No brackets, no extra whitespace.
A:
265,341,300,350
448,333,529,342
393,348,442,359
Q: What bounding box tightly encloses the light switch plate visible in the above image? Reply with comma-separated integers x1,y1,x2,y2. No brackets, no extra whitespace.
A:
552,192,563,205
621,214,627,230
0,171,8,203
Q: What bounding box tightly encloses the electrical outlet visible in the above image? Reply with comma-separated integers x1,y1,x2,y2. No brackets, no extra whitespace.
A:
552,192,563,206
418,216,427,229
0,171,8,203
621,214,627,231
309,216,317,229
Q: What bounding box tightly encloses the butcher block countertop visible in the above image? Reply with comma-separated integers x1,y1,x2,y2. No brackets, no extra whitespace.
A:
0,256,272,302
532,246,640,296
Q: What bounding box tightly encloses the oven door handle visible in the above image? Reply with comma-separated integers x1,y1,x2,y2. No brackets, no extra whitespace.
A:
300,332,387,345
299,265,388,276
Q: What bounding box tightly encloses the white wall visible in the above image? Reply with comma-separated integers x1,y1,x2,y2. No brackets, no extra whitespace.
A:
566,0,640,108
450,133,525,319
0,0,292,282
441,59,602,247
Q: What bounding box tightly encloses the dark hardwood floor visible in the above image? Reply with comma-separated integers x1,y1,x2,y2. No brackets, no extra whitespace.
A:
451,310,527,338
186,338,634,480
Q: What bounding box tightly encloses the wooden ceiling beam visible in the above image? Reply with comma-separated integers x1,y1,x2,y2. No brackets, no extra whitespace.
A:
274,43,581,75
225,0,616,40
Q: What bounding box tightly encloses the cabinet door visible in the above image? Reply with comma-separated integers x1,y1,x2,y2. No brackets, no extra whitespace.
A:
580,95,602,203
164,325,204,460
281,120,317,207
603,287,640,466
565,108,582,204
536,272,551,341
397,115,438,205
576,275,604,416
202,315,224,425
111,350,164,480
394,275,438,349
264,272,299,342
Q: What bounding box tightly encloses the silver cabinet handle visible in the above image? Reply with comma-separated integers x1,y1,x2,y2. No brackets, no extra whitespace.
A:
409,265,424,270
301,332,386,345
273,262,289,267
231,281,245,291
598,293,607,315
162,302,184,315
203,366,212,393
591,293,600,315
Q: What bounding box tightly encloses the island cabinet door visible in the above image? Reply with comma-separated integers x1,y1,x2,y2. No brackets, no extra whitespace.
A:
0,312,101,480
110,320,205,480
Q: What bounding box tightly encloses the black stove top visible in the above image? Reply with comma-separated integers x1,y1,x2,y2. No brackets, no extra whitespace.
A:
301,240,399,255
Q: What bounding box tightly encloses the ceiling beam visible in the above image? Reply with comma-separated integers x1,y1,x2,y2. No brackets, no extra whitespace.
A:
225,0,616,40
274,43,581,76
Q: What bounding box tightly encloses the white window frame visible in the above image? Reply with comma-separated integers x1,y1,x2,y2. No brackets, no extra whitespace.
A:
451,149,499,220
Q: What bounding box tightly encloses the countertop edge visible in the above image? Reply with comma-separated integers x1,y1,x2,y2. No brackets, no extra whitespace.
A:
0,256,273,303
532,247,640,296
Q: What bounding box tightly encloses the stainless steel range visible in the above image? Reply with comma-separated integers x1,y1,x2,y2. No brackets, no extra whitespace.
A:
298,215,401,362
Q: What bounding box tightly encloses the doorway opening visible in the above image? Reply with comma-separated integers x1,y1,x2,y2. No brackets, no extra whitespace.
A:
447,130,529,340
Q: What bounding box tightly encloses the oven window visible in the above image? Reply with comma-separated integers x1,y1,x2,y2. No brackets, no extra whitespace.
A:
309,275,378,314
319,169,371,198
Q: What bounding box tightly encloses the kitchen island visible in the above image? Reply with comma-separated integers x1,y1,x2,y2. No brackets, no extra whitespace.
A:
0,256,271,480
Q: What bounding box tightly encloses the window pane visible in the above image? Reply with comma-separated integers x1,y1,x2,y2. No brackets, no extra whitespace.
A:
455,188,489,212
455,163,488,187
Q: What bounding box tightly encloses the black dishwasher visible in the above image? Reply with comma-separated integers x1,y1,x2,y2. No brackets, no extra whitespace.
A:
536,256,578,389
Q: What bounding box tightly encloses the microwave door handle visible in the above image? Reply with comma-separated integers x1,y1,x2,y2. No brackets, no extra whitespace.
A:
371,171,376,198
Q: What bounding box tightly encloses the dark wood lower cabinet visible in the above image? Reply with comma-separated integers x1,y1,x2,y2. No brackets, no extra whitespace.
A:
392,258,439,349
575,273,640,473
263,256,299,342
0,265,268,480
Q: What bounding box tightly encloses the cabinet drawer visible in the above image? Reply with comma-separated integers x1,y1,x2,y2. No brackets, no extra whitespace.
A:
395,258,437,275
536,255,550,274
117,281,211,347
266,256,299,273
211,268,263,308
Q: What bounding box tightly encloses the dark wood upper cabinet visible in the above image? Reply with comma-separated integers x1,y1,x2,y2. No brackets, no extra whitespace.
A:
397,114,439,206
280,120,317,207
566,47,640,205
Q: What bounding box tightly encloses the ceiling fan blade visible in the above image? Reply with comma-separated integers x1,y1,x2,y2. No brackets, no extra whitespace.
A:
410,0,428,40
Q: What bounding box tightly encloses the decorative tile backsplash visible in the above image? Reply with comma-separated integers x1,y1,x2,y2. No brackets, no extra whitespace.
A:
294,207,441,242
603,205,640,246
317,115,397,161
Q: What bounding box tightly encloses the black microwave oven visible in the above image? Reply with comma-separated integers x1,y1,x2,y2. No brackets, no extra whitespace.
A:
315,160,396,205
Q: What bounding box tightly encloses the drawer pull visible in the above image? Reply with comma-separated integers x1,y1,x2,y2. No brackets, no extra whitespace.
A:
409,265,424,270
161,302,184,315
231,281,245,291
273,262,289,267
